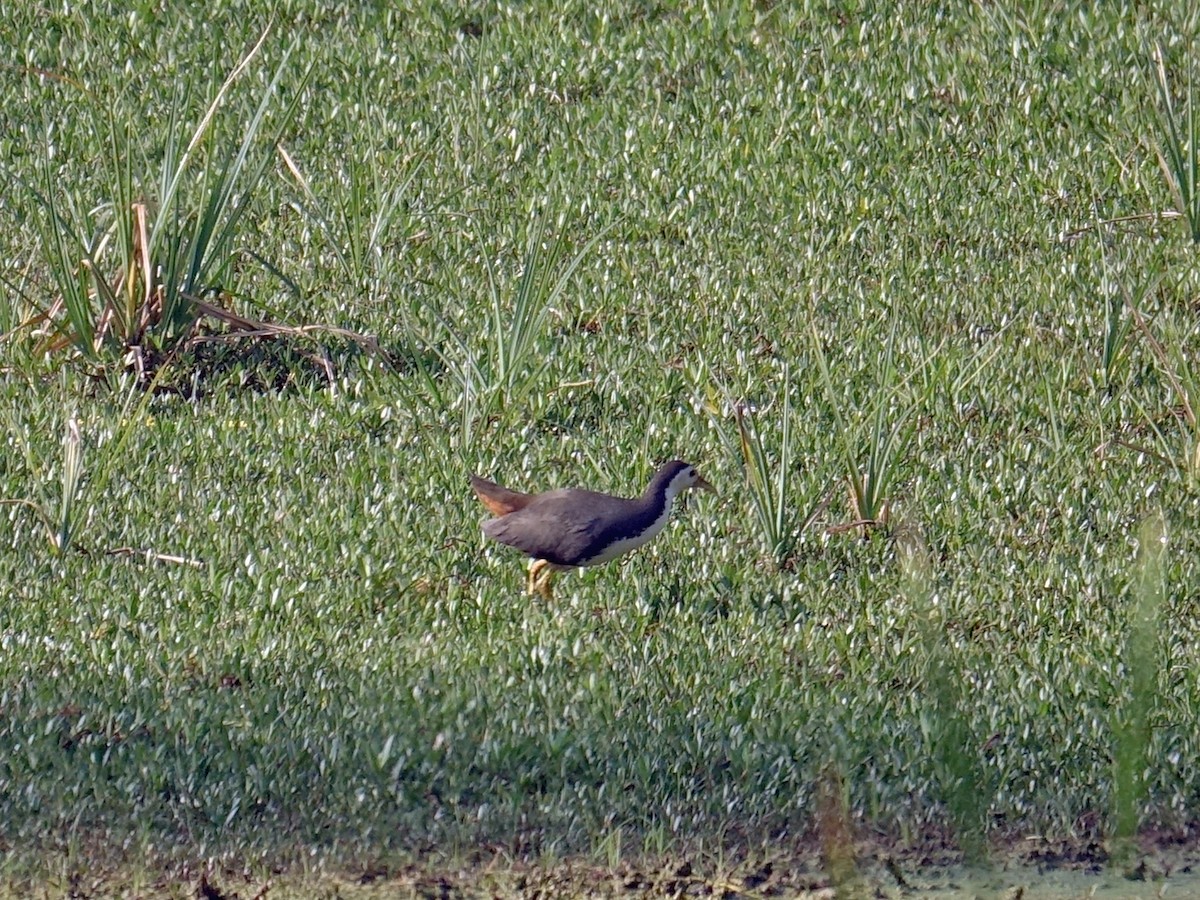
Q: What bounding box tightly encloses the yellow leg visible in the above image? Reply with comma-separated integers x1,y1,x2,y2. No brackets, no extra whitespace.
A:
526,559,555,600
527,559,544,594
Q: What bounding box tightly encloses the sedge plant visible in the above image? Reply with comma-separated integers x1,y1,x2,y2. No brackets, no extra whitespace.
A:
1104,246,1200,486
0,360,182,559
438,210,615,445
1098,254,1143,392
278,127,431,305
0,414,83,555
735,390,799,566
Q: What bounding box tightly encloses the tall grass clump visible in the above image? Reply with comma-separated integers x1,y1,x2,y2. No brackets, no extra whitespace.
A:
735,390,799,565
0,373,172,558
1097,255,1144,393
278,133,429,304
21,32,305,364
1108,256,1200,485
1111,513,1168,861
1151,41,1200,243
706,366,826,566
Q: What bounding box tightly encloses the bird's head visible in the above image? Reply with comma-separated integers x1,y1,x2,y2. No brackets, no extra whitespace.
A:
658,460,715,500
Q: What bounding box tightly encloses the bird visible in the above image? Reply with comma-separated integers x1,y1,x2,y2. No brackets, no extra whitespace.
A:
470,460,715,599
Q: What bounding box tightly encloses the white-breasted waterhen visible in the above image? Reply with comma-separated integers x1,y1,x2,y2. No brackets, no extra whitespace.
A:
470,460,715,599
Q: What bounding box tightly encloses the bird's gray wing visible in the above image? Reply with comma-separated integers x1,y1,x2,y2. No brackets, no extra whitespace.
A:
481,490,635,566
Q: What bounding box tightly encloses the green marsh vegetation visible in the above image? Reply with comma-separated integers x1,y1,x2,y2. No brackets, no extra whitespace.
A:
2,1,1200,889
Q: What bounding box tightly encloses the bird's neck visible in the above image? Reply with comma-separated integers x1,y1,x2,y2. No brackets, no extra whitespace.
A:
642,475,680,514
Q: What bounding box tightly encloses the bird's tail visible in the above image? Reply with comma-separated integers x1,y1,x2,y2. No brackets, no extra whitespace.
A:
470,474,535,517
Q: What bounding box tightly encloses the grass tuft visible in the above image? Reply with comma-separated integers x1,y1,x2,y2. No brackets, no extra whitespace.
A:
708,366,827,567
21,30,306,363
734,394,798,565
1106,248,1200,486
436,210,615,444
0,413,83,555
812,317,915,534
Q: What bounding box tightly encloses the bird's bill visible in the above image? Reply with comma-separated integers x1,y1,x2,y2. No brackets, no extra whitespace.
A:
694,475,716,494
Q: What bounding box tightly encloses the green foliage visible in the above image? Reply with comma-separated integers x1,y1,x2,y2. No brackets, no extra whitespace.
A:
904,528,990,862
438,211,615,444
708,365,824,566
1,0,1200,881
279,130,430,302
1098,250,1141,392
735,392,798,565
1106,248,1200,486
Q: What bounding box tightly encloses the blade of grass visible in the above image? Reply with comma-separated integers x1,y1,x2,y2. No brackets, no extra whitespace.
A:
173,39,309,333
31,160,96,355
147,27,272,249
426,209,622,442
1102,241,1200,483
704,366,830,566
1112,513,1167,862
0,412,84,554
485,211,559,402
20,26,305,359
734,374,794,563
54,415,83,553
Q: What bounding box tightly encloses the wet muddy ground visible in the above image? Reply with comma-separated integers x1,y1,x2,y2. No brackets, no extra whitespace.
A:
12,831,1200,899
